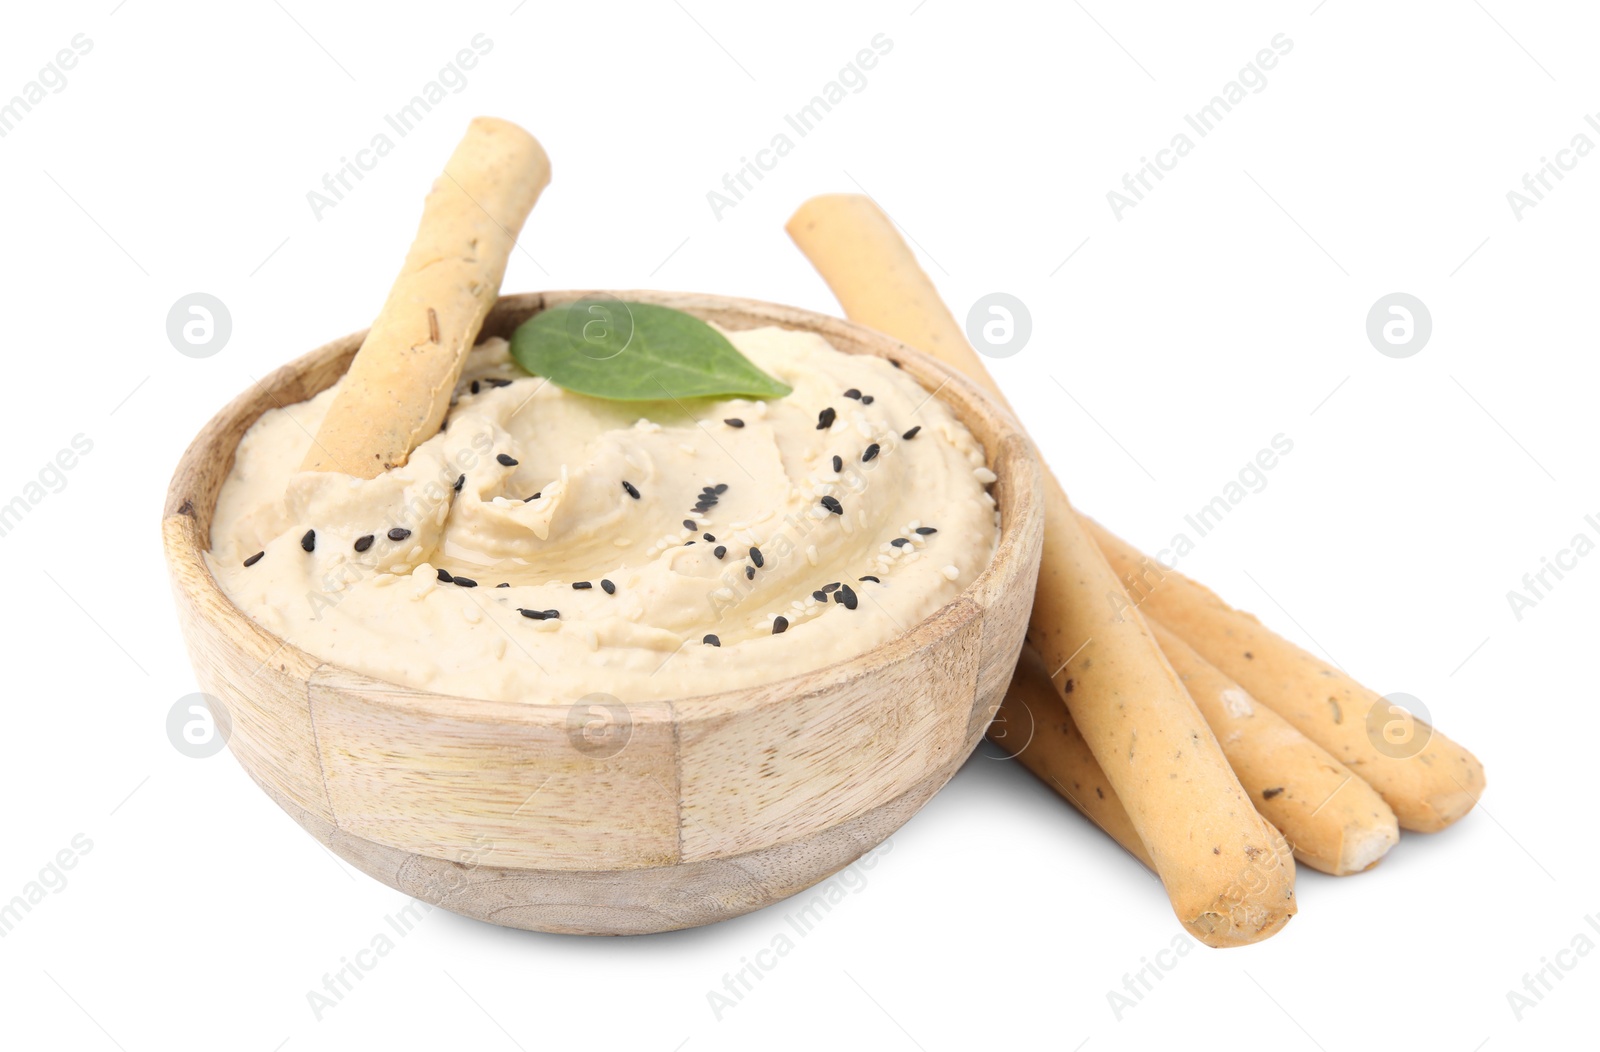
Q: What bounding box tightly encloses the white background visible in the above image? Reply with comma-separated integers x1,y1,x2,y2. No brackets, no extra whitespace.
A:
2,1,1595,1049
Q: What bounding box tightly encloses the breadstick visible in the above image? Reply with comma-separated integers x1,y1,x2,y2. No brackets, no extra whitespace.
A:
788,195,1296,947
1001,632,1397,876
1087,519,1485,833
992,646,1153,868
788,195,1002,405
1151,622,1399,875
302,117,550,477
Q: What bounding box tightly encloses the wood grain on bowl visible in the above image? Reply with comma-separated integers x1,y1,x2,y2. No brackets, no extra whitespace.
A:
162,292,1044,935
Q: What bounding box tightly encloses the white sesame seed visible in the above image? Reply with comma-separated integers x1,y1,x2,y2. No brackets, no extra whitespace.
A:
942,564,960,581
974,466,998,483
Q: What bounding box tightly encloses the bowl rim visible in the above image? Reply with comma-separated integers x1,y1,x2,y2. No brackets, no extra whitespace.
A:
163,290,1042,726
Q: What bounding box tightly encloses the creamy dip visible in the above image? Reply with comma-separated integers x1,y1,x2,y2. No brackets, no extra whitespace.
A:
209,325,1000,703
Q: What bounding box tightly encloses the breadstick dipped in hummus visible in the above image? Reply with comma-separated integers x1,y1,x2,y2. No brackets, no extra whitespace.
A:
1087,520,1486,833
302,117,551,477
788,194,1296,947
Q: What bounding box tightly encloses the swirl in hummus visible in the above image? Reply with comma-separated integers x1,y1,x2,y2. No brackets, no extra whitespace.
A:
209,325,1000,703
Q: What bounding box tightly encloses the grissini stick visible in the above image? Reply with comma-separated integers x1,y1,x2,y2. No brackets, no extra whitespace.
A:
1151,622,1400,875
1088,519,1485,833
999,633,1399,876
788,194,1296,947
302,117,551,477
992,645,1153,869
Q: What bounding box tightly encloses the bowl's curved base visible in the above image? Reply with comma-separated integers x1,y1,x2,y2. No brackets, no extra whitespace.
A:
253,746,971,936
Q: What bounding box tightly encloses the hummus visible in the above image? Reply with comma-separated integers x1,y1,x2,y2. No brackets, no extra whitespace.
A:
209,325,1000,703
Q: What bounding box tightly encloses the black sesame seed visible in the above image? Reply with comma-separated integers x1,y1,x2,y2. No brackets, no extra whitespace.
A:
902,426,921,440
439,419,448,432
714,546,727,559
572,581,593,590
683,519,697,531
745,565,755,580
750,547,764,568
601,579,616,594
837,584,858,609
623,481,640,499
861,395,874,405
694,502,714,513
772,616,789,634
916,526,938,535
686,541,696,546
243,551,264,567
812,590,827,602
820,495,843,515
859,575,880,583
496,453,518,467
817,407,836,430
453,473,465,493
724,418,745,428
702,486,718,495
518,608,545,620
822,582,840,593
437,568,453,583
703,533,715,542
388,527,411,541
486,377,512,388
470,380,480,394
891,537,910,547
862,443,880,462
889,358,902,368
832,455,843,473
844,388,861,399
524,494,538,502
353,534,374,552
715,483,728,493
496,582,510,588
453,576,478,588
300,529,316,552
704,634,721,647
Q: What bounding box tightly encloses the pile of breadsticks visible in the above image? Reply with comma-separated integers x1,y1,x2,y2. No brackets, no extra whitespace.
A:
785,196,1486,948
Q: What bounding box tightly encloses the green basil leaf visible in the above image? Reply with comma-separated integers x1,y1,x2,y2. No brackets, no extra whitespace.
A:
510,299,793,402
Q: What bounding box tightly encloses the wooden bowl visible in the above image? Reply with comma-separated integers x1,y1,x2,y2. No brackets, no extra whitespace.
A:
163,291,1043,935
